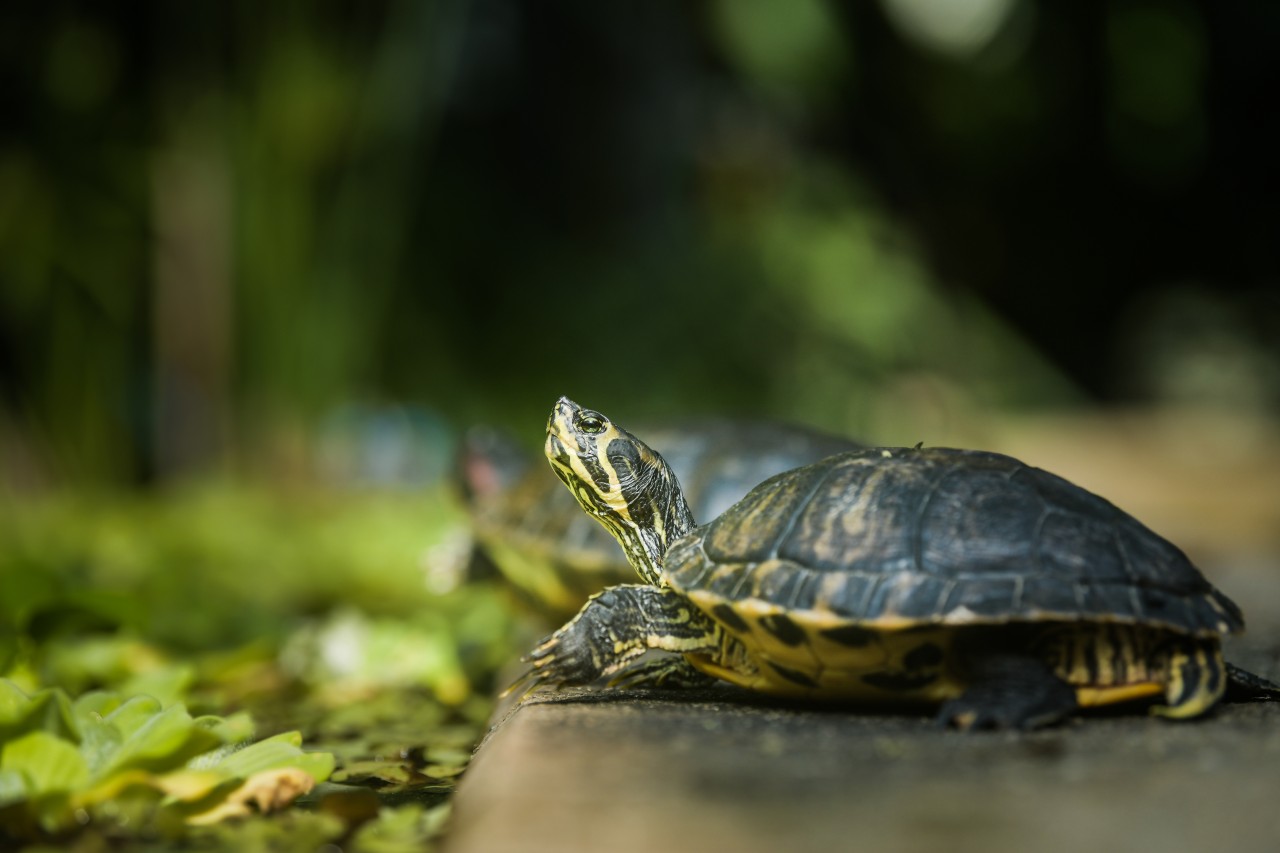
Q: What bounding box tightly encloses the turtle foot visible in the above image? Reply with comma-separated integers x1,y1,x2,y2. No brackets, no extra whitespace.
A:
937,654,1078,731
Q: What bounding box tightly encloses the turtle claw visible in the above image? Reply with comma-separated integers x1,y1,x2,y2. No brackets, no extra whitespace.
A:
499,666,539,700
503,622,612,699
500,659,563,701
499,631,565,699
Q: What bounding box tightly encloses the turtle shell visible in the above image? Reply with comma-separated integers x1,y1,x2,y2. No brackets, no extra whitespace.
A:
666,447,1243,639
468,420,861,619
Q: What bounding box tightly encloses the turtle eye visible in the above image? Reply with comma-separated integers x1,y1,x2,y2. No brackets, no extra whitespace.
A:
576,411,607,435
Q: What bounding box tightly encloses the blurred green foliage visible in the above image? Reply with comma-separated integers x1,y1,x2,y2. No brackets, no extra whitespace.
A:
0,484,519,696
3,1,1275,488
1,486,463,651
0,681,332,838
0,483,523,849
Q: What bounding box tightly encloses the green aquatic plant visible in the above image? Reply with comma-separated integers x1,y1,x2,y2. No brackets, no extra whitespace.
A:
0,484,524,850
0,680,333,839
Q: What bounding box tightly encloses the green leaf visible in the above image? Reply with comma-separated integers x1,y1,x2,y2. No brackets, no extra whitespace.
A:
76,708,124,778
349,803,453,853
0,767,29,806
97,701,223,777
119,663,195,707
0,678,31,725
0,731,89,795
72,689,125,720
101,694,163,739
209,732,334,784
194,710,254,746
185,808,346,850
0,681,78,743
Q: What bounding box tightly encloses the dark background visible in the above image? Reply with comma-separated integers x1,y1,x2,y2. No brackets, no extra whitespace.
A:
2,0,1277,489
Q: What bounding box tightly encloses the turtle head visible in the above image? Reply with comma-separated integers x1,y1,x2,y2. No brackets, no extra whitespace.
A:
545,397,694,585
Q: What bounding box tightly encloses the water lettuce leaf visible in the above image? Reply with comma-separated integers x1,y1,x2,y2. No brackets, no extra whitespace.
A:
0,680,333,837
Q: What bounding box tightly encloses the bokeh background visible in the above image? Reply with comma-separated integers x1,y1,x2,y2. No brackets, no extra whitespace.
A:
2,1,1280,846
4,0,1279,489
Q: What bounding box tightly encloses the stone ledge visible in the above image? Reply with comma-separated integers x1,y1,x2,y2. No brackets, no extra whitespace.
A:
446,562,1280,853
448,683,1280,853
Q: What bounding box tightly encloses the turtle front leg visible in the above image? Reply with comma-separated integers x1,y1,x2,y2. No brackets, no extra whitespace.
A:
507,584,721,696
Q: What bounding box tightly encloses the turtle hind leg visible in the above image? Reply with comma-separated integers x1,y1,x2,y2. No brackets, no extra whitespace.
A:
1223,661,1280,702
1151,640,1227,719
937,653,1078,731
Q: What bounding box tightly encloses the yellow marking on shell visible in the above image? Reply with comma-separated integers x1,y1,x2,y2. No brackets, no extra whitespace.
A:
685,590,963,703
688,589,937,637
1041,623,1162,689
687,585,1232,714
1075,682,1163,707
1042,626,1227,716
791,469,887,575
1203,595,1238,635
1092,633,1116,685
685,655,770,692
1069,631,1092,684
1160,654,1186,712
1152,642,1226,719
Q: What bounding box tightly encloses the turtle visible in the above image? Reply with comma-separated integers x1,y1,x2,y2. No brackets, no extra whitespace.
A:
456,420,861,621
512,397,1280,730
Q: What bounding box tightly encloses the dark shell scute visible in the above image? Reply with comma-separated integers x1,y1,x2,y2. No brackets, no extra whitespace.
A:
744,559,807,608
1079,582,1143,618
825,572,887,617
1137,586,1174,615
940,577,1026,619
1037,511,1128,583
861,573,957,621
1014,464,1117,517
1018,575,1086,614
666,447,1244,637
759,565,806,611
776,462,920,573
699,463,832,565
1113,519,1205,587
918,469,1042,578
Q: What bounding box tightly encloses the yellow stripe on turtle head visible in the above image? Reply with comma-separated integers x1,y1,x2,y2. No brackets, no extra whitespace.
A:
544,397,695,586
545,396,634,523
